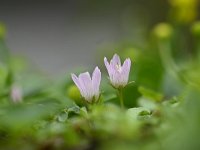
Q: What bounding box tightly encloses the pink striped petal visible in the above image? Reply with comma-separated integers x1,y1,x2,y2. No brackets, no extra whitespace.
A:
92,67,101,99
71,73,86,96
111,54,121,66
78,72,92,101
104,54,131,88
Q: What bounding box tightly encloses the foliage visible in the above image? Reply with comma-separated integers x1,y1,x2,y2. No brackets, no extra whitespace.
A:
1,1,200,150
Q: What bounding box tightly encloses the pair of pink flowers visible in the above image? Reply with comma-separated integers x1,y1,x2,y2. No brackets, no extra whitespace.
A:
71,54,131,103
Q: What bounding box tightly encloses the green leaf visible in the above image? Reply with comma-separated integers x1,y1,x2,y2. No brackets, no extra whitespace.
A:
57,112,68,122
127,107,151,120
138,86,164,102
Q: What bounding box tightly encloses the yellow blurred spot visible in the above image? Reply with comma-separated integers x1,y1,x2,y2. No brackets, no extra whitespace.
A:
153,23,173,40
67,85,82,105
191,21,200,37
169,0,198,24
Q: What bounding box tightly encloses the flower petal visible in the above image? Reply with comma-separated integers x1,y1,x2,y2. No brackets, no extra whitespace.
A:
104,57,113,77
71,74,81,89
79,72,93,101
104,57,110,71
111,54,121,66
71,73,84,95
121,58,131,85
92,67,101,99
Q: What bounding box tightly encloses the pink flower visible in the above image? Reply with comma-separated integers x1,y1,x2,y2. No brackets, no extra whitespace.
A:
10,85,23,103
104,54,131,89
71,67,101,103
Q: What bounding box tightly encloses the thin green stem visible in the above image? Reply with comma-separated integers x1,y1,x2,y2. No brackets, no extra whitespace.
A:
118,88,124,109
158,40,180,81
158,40,188,85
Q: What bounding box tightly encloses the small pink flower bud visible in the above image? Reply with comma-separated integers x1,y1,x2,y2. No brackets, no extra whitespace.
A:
71,67,101,103
104,54,131,89
10,85,23,103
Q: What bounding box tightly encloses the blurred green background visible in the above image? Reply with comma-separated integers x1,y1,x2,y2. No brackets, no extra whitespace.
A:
0,0,200,150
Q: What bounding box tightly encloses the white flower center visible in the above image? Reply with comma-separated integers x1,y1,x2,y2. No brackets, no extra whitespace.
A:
116,64,122,72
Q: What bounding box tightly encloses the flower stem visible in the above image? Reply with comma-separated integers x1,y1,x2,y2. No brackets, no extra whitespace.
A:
158,40,178,78
118,88,124,109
